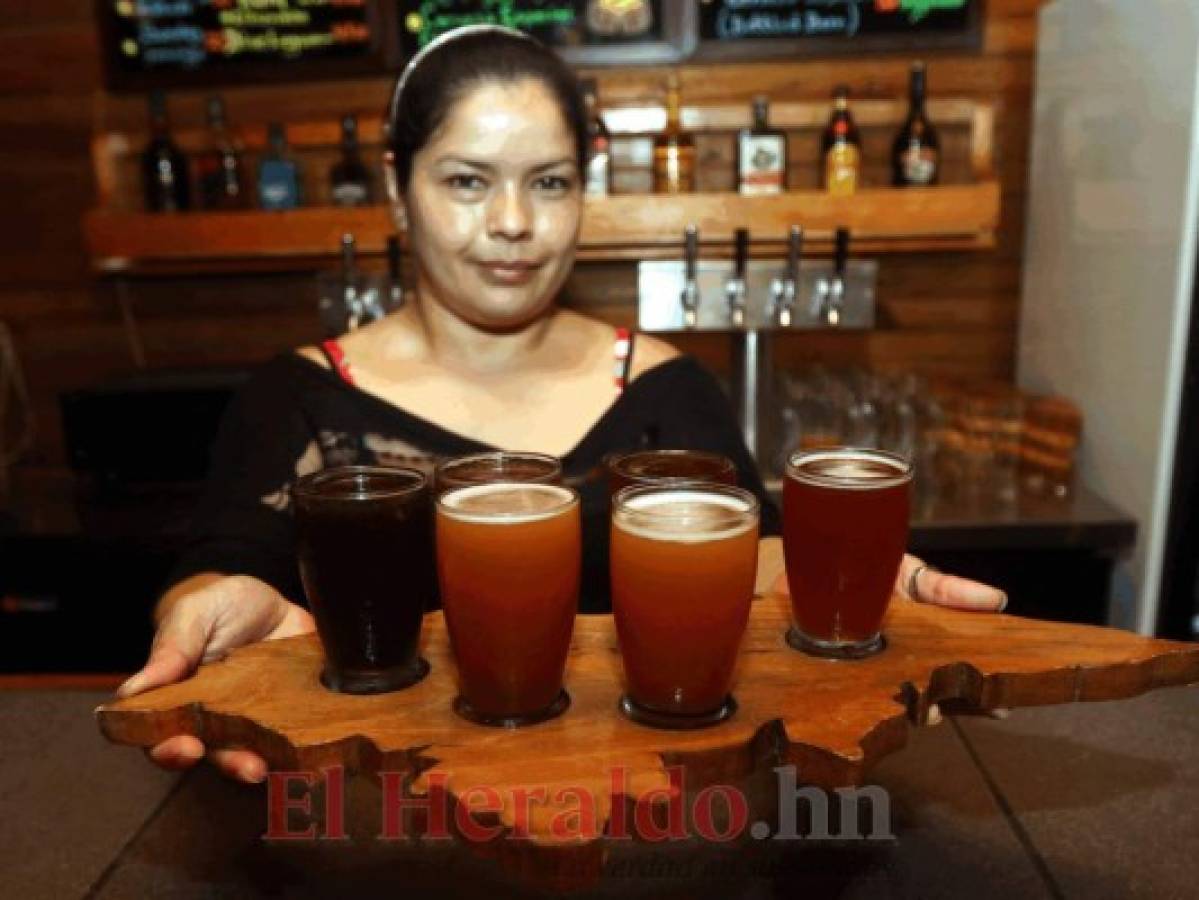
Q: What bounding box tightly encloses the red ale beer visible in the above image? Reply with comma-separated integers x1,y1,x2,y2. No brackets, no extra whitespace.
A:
783,448,912,658
435,482,580,726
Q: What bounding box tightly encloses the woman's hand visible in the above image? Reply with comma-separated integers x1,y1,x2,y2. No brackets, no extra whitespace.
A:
115,574,316,783
760,537,1007,613
893,554,1007,612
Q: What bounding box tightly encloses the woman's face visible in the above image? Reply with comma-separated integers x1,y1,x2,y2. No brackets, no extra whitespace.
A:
401,78,582,331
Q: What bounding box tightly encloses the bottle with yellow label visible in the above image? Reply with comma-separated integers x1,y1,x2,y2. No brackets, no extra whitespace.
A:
821,85,861,196
652,73,695,194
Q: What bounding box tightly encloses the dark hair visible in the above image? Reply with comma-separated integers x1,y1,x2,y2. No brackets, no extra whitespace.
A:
386,31,588,190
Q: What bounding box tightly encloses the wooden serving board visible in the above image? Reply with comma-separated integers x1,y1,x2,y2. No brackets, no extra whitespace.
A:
96,592,1199,848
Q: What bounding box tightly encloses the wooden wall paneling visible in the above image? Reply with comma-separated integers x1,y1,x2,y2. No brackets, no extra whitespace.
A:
0,0,1050,464
0,24,99,95
5,1,95,29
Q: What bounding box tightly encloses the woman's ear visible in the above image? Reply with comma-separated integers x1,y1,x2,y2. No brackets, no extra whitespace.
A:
382,151,407,232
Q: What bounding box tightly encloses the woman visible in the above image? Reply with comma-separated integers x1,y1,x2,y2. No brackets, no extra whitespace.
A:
118,25,1006,783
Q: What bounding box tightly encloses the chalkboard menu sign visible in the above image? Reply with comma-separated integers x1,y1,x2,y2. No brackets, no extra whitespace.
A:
97,0,394,90
395,1,693,65
695,0,983,59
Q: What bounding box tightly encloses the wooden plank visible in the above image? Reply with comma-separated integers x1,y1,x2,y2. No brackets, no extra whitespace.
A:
82,184,1002,271
1,1,94,28
0,25,99,96
94,592,1199,862
984,14,1040,56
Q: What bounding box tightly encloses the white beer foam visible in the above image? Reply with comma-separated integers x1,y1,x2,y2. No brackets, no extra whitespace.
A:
786,449,911,490
439,482,575,524
615,489,757,544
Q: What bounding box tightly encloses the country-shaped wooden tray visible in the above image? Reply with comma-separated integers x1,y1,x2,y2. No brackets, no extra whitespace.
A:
96,592,1199,850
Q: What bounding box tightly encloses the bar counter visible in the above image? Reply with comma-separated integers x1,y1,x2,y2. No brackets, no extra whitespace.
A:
4,684,1195,898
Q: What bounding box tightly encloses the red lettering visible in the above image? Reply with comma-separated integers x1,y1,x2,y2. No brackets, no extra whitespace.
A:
692,784,749,842
607,766,631,839
550,786,599,842
321,766,347,840
455,785,504,843
510,786,548,839
633,766,687,842
265,771,317,840
379,772,451,840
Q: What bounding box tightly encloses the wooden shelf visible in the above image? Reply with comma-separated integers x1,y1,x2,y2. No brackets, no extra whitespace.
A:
83,183,999,275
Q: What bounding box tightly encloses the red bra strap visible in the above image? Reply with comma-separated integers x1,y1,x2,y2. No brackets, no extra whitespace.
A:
613,327,634,392
320,339,355,385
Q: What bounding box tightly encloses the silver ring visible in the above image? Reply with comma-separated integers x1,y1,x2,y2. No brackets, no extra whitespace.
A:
908,563,939,603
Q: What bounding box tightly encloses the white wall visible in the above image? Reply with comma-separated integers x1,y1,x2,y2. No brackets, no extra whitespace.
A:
1017,0,1199,632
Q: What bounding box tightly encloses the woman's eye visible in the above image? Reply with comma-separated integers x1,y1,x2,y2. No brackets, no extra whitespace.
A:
446,173,486,191
533,174,573,192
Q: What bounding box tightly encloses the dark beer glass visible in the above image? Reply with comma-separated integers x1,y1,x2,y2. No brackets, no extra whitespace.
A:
435,482,580,727
783,448,913,659
610,484,759,729
604,449,737,498
293,466,435,694
435,451,562,494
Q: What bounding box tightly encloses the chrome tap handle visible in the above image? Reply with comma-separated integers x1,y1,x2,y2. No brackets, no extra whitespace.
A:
681,225,699,328
777,224,803,327
340,233,363,330
726,227,749,328
825,227,850,326
834,228,850,278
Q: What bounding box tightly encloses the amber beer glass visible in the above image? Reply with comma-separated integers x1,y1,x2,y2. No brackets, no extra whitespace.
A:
435,451,561,494
435,482,580,726
604,449,737,497
610,484,760,729
783,448,913,659
293,466,435,694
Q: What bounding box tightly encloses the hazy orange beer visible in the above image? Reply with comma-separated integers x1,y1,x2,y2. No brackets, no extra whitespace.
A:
783,448,913,659
610,484,760,728
435,482,580,726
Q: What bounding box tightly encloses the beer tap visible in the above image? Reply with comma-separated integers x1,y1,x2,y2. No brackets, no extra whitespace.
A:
812,228,850,327
726,228,749,328
340,233,364,330
680,225,700,329
771,225,803,328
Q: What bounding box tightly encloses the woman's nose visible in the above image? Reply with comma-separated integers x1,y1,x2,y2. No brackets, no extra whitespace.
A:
486,184,532,240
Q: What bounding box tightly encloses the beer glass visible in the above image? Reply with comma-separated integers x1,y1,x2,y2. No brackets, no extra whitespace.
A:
435,482,580,727
293,466,434,694
783,448,913,659
610,484,760,729
604,449,737,498
435,451,561,494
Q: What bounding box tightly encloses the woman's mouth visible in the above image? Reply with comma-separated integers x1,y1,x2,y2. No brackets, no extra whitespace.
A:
476,260,540,285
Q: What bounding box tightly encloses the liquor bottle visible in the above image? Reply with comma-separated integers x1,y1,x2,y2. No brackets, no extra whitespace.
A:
652,74,695,194
581,79,612,197
737,95,787,195
821,85,861,197
140,90,190,212
194,96,247,210
329,114,374,207
892,62,941,187
257,123,303,211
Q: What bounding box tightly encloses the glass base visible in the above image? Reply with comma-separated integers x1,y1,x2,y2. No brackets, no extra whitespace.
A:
320,657,430,695
786,626,886,660
618,694,738,730
453,689,571,728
